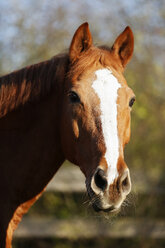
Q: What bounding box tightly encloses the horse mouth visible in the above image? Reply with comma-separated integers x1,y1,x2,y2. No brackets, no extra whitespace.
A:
92,202,117,213
86,180,119,213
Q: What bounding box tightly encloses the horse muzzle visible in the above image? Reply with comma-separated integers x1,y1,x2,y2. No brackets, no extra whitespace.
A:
86,167,131,213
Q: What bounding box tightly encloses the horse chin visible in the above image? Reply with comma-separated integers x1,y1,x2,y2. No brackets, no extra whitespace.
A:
92,202,118,213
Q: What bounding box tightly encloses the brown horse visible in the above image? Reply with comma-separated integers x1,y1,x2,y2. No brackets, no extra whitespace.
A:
0,23,134,247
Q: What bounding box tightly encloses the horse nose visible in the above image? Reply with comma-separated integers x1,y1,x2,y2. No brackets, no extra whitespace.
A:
117,169,131,195
94,168,108,191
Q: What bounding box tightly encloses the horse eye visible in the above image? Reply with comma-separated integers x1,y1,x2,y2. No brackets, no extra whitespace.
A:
68,91,80,103
129,97,135,107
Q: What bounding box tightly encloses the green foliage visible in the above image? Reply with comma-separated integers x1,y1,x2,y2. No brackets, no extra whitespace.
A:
125,56,165,181
27,192,92,219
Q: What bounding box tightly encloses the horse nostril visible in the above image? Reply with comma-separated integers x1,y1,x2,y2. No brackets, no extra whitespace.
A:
122,177,128,187
120,170,131,194
94,168,107,191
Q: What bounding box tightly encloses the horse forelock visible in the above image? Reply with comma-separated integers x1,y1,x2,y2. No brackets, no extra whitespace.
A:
0,53,69,118
68,46,123,82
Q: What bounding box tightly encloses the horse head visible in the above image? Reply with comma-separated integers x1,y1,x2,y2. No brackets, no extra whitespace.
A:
61,23,135,213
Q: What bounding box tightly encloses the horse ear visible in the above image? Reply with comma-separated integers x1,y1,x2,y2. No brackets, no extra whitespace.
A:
111,26,134,68
69,22,93,63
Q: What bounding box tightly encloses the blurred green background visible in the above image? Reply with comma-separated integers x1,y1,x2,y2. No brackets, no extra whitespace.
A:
0,0,165,247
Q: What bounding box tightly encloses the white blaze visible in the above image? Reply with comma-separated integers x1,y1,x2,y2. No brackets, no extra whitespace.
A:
92,69,121,185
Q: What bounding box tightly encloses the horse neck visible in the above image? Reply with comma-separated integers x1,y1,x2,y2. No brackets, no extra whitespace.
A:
0,55,69,191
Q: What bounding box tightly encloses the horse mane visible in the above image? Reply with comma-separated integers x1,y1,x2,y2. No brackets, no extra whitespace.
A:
0,53,69,118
